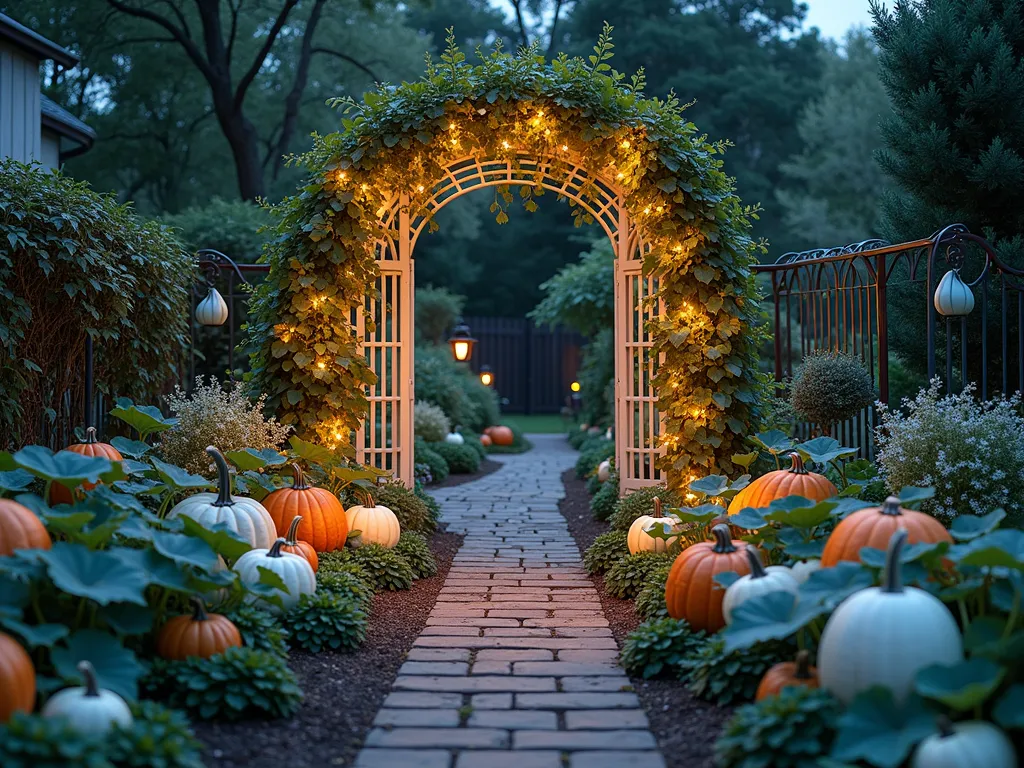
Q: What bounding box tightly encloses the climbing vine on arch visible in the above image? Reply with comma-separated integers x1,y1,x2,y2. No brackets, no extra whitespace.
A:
247,26,767,488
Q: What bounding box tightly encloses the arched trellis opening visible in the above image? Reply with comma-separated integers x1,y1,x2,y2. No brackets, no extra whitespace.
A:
358,153,662,492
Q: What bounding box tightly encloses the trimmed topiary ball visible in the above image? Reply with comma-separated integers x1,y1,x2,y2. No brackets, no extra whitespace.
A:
394,531,438,579
374,482,435,533
429,441,481,474
283,591,368,652
790,350,875,429
634,561,672,621
348,543,415,591
604,551,672,599
590,473,619,521
610,486,681,532
620,617,706,679
583,530,629,575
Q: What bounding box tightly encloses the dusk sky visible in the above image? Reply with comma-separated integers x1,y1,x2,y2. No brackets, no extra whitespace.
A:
805,0,878,40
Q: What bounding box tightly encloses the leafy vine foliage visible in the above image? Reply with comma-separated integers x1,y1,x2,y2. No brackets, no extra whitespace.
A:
249,26,764,485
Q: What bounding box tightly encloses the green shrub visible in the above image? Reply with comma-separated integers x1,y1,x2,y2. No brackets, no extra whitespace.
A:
604,551,672,599
317,570,375,610
224,604,290,657
106,700,205,768
586,473,603,495
583,530,629,575
682,636,791,705
414,345,499,432
414,400,450,442
713,687,842,768
620,618,706,679
160,197,273,262
590,474,619,521
790,350,875,428
634,561,672,621
610,487,681,532
0,160,191,447
460,430,488,459
0,711,109,766
374,481,435,533
462,376,500,432
568,429,591,449
430,441,481,474
415,440,450,483
414,482,442,526
394,531,438,578
283,591,368,652
317,550,371,582
143,647,303,721
575,438,613,478
348,543,415,591
414,285,464,346
578,327,615,427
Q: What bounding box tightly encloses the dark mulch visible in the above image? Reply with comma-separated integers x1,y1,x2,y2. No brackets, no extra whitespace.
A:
431,457,502,488
192,529,463,768
559,468,733,768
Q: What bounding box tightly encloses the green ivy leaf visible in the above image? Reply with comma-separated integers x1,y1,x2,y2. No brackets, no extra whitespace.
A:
949,509,1006,541
915,658,1004,711
37,543,148,605
830,689,936,768
52,629,145,700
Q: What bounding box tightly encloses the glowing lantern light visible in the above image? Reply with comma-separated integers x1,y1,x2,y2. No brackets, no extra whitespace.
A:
447,320,477,362
479,365,494,387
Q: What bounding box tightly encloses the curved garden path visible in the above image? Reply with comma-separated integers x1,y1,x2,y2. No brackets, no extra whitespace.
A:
355,434,665,768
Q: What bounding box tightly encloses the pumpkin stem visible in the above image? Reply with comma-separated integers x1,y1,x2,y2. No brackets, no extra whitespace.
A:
935,715,955,739
290,463,310,491
745,546,766,578
83,426,98,445
359,488,375,508
653,497,661,517
78,660,100,697
206,446,234,507
267,538,287,558
286,515,303,545
788,452,808,475
190,596,209,622
881,496,903,516
710,524,737,554
795,650,812,680
882,528,908,594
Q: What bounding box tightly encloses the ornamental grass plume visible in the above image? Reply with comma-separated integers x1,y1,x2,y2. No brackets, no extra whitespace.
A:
160,377,290,475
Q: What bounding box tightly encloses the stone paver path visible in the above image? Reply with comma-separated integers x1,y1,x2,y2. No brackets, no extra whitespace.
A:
355,434,665,768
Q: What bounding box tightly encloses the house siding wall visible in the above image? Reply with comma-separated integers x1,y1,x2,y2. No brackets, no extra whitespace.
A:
0,41,41,162
40,127,59,168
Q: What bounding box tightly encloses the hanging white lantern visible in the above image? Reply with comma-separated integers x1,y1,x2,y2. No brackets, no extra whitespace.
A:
933,270,975,317
196,287,229,326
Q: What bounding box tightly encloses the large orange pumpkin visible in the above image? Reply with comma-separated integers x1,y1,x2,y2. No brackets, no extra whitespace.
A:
49,427,123,505
263,464,347,552
727,453,837,513
0,499,51,556
0,631,35,723
756,650,819,701
155,598,242,661
820,495,953,567
488,426,514,446
665,524,753,633
280,515,319,573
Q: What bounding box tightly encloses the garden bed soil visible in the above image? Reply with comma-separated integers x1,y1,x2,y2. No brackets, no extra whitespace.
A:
559,467,733,768
191,529,463,768
432,457,502,487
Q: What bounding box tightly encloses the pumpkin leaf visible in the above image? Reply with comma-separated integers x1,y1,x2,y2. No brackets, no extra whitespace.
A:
992,684,1024,729
288,436,334,465
798,562,873,609
949,509,1006,541
832,497,876,518
110,399,177,440
643,520,679,540
149,457,214,491
97,603,155,636
949,529,1024,571
764,498,837,529
177,517,252,563
120,459,153,476
111,547,191,592
151,530,220,571
109,437,152,459
784,540,827,559
688,475,730,498
751,429,794,454
50,496,131,548
830,688,936,768
0,469,34,493
37,543,149,605
897,486,935,509
256,566,291,594
52,629,146,700
731,451,759,470
727,507,767,529
669,503,723,524
721,591,826,653
12,446,116,486
714,571,741,589
224,448,287,471
915,658,1005,711
859,540,950,568
795,437,858,466
0,618,69,649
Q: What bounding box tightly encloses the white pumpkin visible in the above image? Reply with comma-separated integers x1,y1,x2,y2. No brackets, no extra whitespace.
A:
628,497,677,554
445,432,465,445
722,546,800,624
345,495,401,548
788,558,821,584
933,270,975,317
818,529,963,705
597,460,612,483
42,661,133,736
604,427,612,440
912,719,1017,768
196,286,229,326
167,446,276,549
234,537,316,613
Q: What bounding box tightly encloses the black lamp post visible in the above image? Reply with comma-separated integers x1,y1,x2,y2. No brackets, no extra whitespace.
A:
447,319,477,362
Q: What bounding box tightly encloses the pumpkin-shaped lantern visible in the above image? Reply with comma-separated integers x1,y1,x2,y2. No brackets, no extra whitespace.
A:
665,524,753,633
262,464,347,552
196,286,229,326
345,493,401,548
0,631,35,724
167,447,277,549
820,495,952,567
0,499,51,556
627,497,678,555
280,515,319,572
49,427,124,505
817,529,963,705
722,546,799,624
42,661,133,736
933,270,975,317
234,538,316,613
911,718,1017,768
756,650,819,701
156,597,242,661
727,453,837,513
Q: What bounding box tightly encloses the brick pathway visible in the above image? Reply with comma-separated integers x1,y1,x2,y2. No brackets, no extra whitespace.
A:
355,434,665,768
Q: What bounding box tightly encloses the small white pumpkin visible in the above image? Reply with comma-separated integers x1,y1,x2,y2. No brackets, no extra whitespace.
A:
933,270,975,317
722,546,800,624
604,427,612,440
445,432,465,445
234,537,316,613
167,446,276,549
597,459,612,483
345,494,401,548
818,529,963,705
788,558,821,584
42,661,133,736
628,497,678,554
912,718,1017,768
196,286,229,326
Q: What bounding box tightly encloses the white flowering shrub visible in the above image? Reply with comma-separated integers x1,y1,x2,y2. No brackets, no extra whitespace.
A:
414,400,450,443
875,379,1024,523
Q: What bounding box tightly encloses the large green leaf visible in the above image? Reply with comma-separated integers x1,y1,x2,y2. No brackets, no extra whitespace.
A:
795,437,858,465
38,542,148,605
897,486,935,509
52,629,145,700
764,498,838,528
0,469,34,493
859,541,949,569
721,591,826,653
151,530,219,571
120,459,153,476
50,496,131,548
950,530,1024,571
728,507,768,529
993,684,1024,729
110,400,176,439
915,658,1004,711
109,437,152,459
798,562,873,609
949,509,1006,541
288,436,334,465
669,503,723,525
111,547,190,592
13,446,118,486
98,603,155,636
752,429,794,454
688,475,730,498
224,448,287,471
0,618,69,649
830,689,936,768
178,517,252,562
149,457,213,490
832,497,876,518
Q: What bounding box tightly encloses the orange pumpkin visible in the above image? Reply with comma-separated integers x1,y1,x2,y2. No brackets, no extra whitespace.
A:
665,524,753,633
280,515,319,573
489,426,514,446
821,495,953,567
756,650,819,701
0,499,51,556
263,464,347,552
727,453,837,513
156,598,243,661
49,427,123,505
0,631,35,723
480,434,493,448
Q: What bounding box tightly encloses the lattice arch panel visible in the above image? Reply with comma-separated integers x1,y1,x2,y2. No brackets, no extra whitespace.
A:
354,154,663,493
